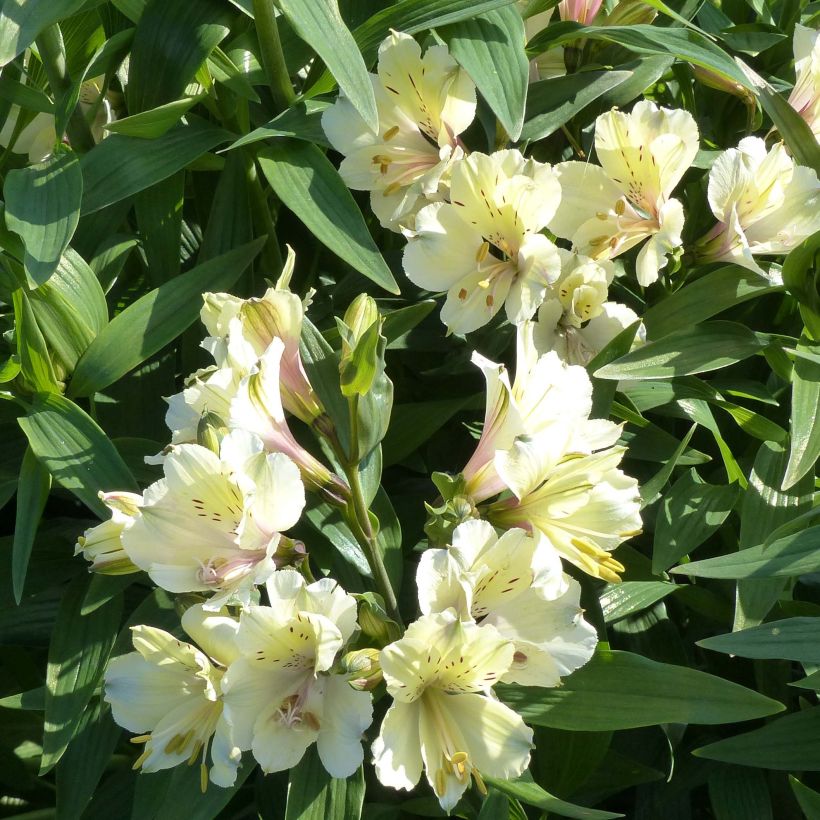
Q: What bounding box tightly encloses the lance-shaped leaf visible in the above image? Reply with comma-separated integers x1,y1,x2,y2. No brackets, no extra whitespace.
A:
698,618,820,664
0,0,88,66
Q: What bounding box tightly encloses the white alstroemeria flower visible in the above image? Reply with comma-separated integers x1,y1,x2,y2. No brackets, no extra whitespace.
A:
322,30,476,232
550,101,699,286
534,299,645,367
486,441,641,583
200,248,322,424
373,609,532,811
696,137,820,274
417,520,597,686
75,491,142,575
221,571,372,778
558,0,603,23
0,75,115,162
788,25,820,141
551,249,615,329
462,322,592,502
104,605,242,788
121,430,305,608
404,149,562,334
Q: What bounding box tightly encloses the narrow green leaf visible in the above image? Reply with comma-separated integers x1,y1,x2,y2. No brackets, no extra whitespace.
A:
781,229,820,339
500,649,784,730
226,100,331,150
4,147,83,286
783,337,820,489
653,469,739,573
134,172,185,283
89,234,139,293
80,117,233,214
594,321,766,380
284,746,365,820
485,772,622,819
197,152,253,262
790,776,820,820
694,706,820,770
41,576,122,774
258,140,399,294
18,393,138,517
279,0,377,133
0,0,88,67
639,424,696,506
104,96,203,138
304,502,370,578
642,267,782,338
12,287,59,392
12,447,51,604
68,238,264,397
440,6,529,140
708,766,772,820
698,618,820,664
382,299,436,345
127,0,231,113
672,526,820,579
520,69,631,143
600,582,678,623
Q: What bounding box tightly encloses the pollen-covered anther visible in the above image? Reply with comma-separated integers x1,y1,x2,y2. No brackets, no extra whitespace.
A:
614,198,626,216
382,125,400,141
475,241,490,263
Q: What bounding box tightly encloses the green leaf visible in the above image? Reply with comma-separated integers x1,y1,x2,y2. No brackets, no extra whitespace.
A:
790,776,820,820
382,299,436,345
485,772,622,820
440,6,529,140
279,0,377,133
308,0,520,94
0,0,88,67
698,618,820,664
226,100,331,150
68,238,264,397
12,286,59,392
694,706,820,770
29,248,109,371
653,469,739,573
40,576,122,774
642,266,782,339
781,229,820,339
304,502,370,578
520,69,632,143
258,140,399,294
639,423,696,506
284,745,365,820
4,147,83,286
784,338,820,490
594,321,766,380
600,582,678,623
80,117,233,214
104,96,203,138
12,447,51,605
500,649,784,730
708,766,772,820
89,234,139,293
672,526,820,579
18,392,138,517
134,172,185,283
126,0,231,113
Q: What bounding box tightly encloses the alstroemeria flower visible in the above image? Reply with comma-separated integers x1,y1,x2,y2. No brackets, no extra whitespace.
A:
322,30,476,231
417,520,597,686
695,137,820,274
120,430,305,608
550,101,699,286
373,610,533,811
104,605,242,788
558,0,603,23
75,491,142,575
221,571,372,778
404,149,562,334
788,25,820,141
462,322,593,502
200,248,322,424
535,299,644,367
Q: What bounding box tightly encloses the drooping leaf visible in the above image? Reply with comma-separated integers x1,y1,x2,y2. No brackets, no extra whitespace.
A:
104,96,203,138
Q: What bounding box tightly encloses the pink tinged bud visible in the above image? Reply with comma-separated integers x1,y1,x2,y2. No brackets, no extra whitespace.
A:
196,552,267,587
558,0,603,24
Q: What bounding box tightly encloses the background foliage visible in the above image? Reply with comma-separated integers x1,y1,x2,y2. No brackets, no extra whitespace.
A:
0,0,818,818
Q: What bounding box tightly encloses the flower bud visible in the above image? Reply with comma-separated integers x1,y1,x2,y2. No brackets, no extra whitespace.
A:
340,648,383,691
342,294,380,351
272,535,307,569
691,65,755,106
558,0,603,24
75,492,142,575
602,0,657,26
197,411,228,455
356,593,401,646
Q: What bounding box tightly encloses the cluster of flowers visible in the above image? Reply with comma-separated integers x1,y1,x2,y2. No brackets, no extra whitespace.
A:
74,23,820,813
323,30,820,356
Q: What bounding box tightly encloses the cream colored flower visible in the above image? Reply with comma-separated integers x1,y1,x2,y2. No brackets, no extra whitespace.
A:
373,610,532,811
417,520,597,686
220,571,372,778
322,30,476,231
696,137,820,274
75,492,141,575
788,25,820,141
104,605,242,788
550,101,699,286
121,430,305,608
404,149,562,333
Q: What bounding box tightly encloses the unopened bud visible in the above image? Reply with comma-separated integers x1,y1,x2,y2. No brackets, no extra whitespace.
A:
342,294,380,355
356,593,401,646
273,535,307,569
197,412,228,454
602,0,657,25
691,65,755,105
341,648,383,691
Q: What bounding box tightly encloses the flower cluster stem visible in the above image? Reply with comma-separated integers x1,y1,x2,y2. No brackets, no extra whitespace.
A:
252,0,296,113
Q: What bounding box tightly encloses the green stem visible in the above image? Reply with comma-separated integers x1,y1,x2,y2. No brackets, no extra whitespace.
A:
246,155,284,273
252,0,296,112
35,25,95,153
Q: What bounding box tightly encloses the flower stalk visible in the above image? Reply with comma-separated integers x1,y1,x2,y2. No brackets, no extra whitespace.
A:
252,0,296,112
